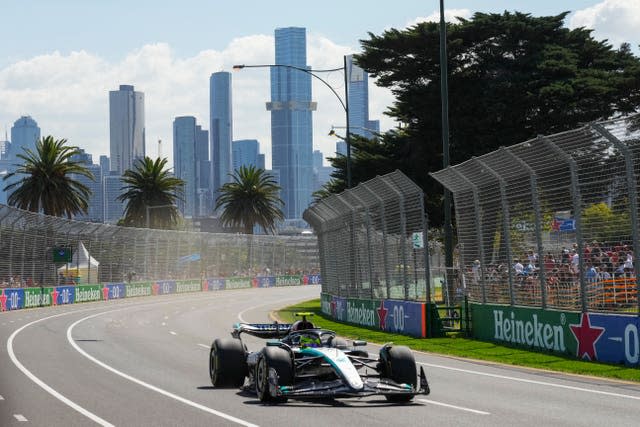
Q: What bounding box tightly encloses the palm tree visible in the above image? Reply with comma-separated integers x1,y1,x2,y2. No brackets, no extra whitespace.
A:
2,135,94,218
215,165,284,234
118,157,184,229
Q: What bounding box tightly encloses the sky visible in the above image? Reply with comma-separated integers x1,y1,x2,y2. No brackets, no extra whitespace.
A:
1,0,639,170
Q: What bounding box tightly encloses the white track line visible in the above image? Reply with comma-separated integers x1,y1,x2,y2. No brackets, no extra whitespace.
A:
0,394,4,400
7,310,115,427
14,414,28,422
417,361,640,401
68,309,258,427
197,343,209,349
418,399,489,415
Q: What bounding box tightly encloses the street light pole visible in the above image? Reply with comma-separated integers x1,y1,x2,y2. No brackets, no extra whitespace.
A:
233,57,353,188
440,0,453,274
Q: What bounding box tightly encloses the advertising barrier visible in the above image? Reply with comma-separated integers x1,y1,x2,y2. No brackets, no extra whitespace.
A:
0,274,321,312
321,293,426,338
471,303,640,366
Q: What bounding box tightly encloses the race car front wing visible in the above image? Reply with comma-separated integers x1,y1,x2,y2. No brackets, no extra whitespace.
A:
269,366,430,399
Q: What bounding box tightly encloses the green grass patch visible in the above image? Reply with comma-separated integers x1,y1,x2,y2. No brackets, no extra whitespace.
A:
276,299,640,383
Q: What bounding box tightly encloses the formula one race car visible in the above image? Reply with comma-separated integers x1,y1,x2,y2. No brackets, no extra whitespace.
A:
208,313,429,403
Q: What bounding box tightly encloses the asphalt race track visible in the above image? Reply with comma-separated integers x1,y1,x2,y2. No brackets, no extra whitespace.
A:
2,285,640,426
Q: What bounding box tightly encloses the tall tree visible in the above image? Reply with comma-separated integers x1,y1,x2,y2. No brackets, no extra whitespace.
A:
2,135,94,218
215,166,284,234
327,11,640,226
118,157,184,229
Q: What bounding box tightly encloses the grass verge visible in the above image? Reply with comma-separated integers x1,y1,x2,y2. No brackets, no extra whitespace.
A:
276,299,640,383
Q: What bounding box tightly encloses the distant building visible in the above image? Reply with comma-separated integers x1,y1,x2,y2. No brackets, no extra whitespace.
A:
210,72,233,205
99,155,110,178
195,125,211,215
109,85,145,174
233,139,263,171
269,27,315,221
173,116,198,217
9,116,40,160
346,55,379,139
312,150,333,192
103,172,125,224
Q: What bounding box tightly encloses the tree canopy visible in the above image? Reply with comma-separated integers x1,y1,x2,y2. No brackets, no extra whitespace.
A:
326,11,640,227
118,157,184,229
2,135,94,218
215,166,284,234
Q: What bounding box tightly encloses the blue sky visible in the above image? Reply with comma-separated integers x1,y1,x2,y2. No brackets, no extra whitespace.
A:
1,0,638,168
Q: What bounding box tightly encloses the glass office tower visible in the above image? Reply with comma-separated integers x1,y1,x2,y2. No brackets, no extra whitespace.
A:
109,85,145,174
210,72,233,205
173,116,198,217
268,27,316,221
346,55,379,139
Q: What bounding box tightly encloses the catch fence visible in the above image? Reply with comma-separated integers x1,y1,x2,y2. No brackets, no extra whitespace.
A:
0,204,319,287
304,170,443,302
431,114,640,313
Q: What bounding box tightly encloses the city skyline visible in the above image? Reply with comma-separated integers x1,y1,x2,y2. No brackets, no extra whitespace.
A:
2,1,635,172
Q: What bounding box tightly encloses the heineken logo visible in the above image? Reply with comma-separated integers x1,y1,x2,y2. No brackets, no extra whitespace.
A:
347,302,376,327
176,282,201,293
76,288,101,303
493,310,566,351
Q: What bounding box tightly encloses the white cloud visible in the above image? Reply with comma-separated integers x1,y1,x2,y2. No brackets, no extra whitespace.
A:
0,32,395,169
406,8,472,27
569,0,640,51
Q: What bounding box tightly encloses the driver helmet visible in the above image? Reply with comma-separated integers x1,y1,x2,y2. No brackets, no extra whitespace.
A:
291,319,314,331
298,333,321,348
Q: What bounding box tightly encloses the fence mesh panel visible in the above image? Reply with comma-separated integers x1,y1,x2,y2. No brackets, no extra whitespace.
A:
304,170,442,302
0,204,319,287
432,114,640,313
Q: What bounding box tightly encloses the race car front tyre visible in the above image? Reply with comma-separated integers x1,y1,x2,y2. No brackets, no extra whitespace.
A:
256,346,293,403
210,338,247,388
379,344,417,403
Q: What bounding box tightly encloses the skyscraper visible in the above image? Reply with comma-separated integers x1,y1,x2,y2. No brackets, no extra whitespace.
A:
232,139,263,171
71,149,102,223
269,27,315,221
2,116,41,204
173,116,199,217
346,55,379,139
210,72,232,204
9,116,40,160
195,125,211,216
109,85,145,174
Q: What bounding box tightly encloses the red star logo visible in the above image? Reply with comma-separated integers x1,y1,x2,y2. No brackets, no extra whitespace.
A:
102,286,110,301
251,277,258,288
303,275,309,285
50,289,59,306
152,283,160,295
0,290,7,311
377,300,389,330
202,280,209,291
570,313,605,361
330,300,337,316
551,218,561,231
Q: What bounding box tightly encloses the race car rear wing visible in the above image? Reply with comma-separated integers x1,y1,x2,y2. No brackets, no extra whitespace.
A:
231,322,293,339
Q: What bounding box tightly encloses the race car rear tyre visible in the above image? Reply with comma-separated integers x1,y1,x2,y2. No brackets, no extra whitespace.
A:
210,338,247,388
256,346,293,403
380,345,417,403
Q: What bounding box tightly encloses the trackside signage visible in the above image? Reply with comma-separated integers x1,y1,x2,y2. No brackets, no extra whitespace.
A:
24,288,53,308
471,303,640,366
321,293,426,338
75,285,102,303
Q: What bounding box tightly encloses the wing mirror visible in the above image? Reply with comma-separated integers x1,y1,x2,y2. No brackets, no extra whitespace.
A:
352,340,367,347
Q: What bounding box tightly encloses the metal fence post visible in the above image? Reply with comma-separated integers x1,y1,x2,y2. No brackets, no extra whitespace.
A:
500,148,547,309
591,123,640,315
474,157,516,306
539,136,586,312
449,167,488,304
363,186,392,299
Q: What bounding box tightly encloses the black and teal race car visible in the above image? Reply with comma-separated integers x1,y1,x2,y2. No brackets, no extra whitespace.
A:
209,313,430,403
